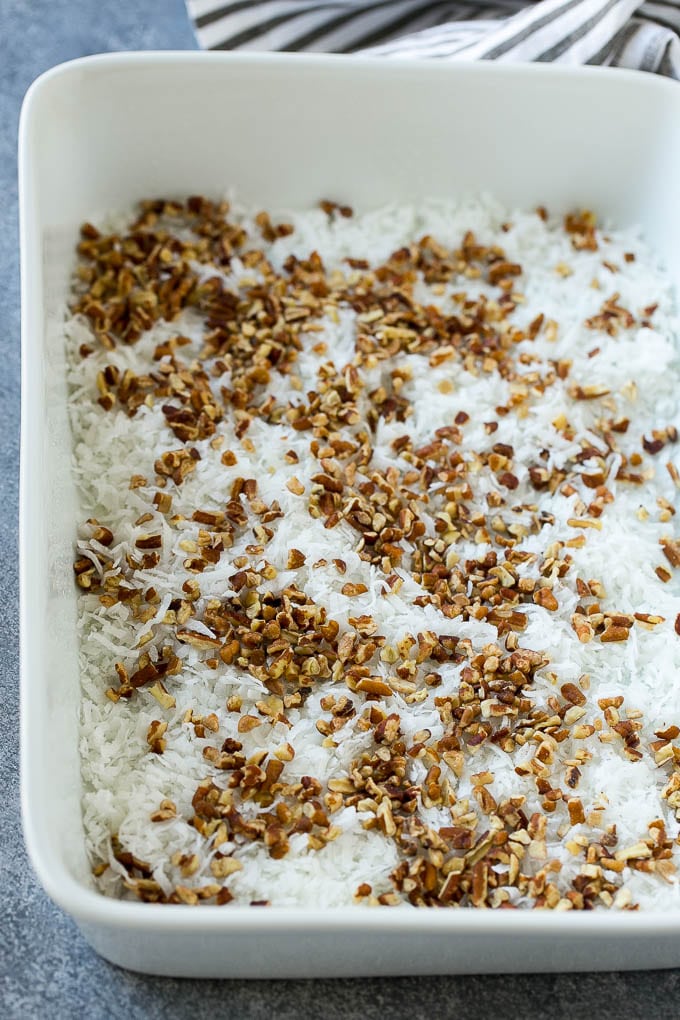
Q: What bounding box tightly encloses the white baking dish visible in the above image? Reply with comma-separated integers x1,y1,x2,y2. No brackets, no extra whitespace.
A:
19,52,680,978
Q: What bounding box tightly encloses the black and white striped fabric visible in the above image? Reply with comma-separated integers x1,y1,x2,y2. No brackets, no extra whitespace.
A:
186,0,680,76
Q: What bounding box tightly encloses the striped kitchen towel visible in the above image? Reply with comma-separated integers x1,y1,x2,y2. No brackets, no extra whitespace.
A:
187,0,679,76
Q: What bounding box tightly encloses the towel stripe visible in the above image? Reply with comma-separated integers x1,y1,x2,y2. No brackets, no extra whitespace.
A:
186,0,680,77
287,0,448,52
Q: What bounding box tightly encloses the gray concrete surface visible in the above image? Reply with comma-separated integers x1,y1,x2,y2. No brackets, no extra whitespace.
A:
2,1,679,1016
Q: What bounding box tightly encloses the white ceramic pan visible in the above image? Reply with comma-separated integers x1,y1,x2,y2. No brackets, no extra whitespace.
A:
19,52,680,977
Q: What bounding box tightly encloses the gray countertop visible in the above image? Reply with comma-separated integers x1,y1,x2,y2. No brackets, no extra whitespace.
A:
2,2,679,1016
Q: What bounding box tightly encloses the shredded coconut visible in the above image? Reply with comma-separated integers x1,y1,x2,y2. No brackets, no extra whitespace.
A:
69,196,680,910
